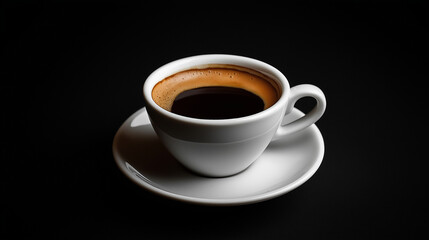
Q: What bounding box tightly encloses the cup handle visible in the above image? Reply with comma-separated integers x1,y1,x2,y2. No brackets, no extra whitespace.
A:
273,84,326,140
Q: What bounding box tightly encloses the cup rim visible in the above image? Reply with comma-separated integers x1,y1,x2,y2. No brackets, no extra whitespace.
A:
143,54,290,126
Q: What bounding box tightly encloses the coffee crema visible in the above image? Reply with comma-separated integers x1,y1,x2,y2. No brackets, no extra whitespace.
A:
152,65,281,118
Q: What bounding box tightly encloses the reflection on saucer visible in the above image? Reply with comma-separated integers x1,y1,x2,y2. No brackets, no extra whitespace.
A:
131,108,151,127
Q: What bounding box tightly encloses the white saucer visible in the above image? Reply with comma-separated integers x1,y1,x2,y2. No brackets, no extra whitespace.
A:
113,107,325,206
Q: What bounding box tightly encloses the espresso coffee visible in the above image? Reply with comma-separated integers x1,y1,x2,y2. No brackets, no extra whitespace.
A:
152,65,280,119
171,86,264,119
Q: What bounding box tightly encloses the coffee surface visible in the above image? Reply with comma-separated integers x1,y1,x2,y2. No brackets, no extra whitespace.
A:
171,86,264,119
152,66,280,118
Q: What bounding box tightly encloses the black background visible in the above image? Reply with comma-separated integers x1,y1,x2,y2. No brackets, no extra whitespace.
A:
1,0,428,239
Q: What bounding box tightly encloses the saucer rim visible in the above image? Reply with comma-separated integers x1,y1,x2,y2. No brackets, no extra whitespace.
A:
113,107,324,206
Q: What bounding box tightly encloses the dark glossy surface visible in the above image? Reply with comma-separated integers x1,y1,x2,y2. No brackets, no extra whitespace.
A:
172,87,264,119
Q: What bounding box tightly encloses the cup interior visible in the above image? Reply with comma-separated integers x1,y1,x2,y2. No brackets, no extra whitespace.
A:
143,54,290,123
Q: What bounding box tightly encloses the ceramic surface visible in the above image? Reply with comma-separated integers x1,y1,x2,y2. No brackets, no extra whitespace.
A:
113,107,325,206
143,54,326,177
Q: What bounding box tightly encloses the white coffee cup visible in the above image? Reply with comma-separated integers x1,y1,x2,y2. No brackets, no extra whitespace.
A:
143,54,326,177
